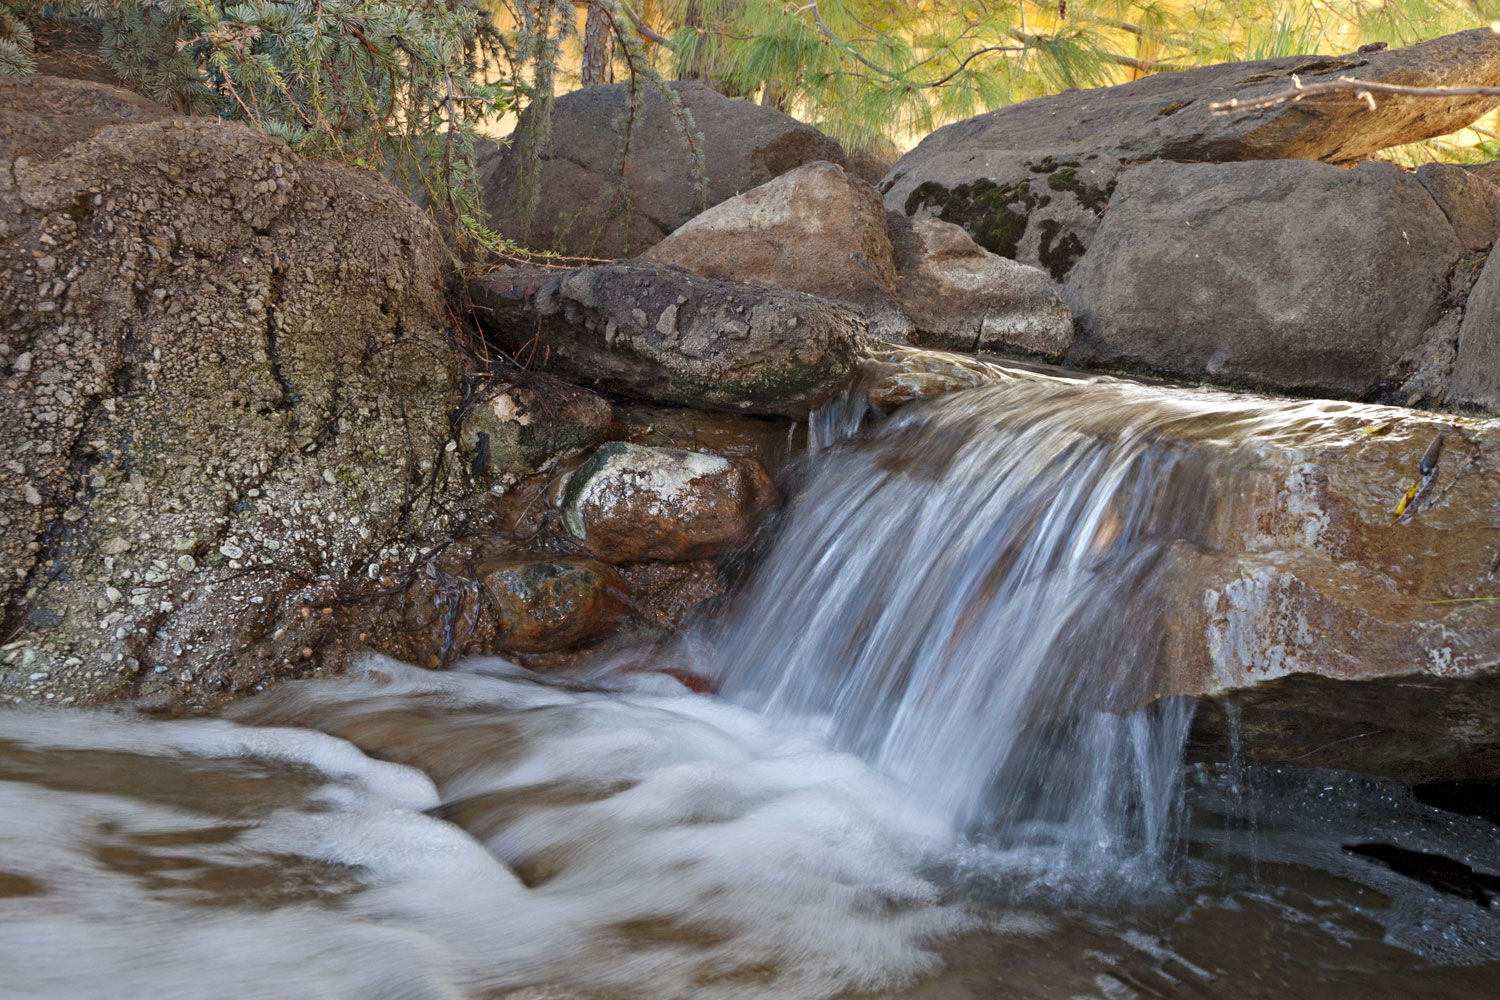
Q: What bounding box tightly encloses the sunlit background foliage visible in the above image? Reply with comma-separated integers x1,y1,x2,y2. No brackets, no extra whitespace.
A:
1,0,1497,244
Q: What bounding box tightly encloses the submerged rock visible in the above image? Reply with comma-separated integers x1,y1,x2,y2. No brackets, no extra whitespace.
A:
555,442,775,563
478,81,845,259
468,263,863,418
477,558,629,654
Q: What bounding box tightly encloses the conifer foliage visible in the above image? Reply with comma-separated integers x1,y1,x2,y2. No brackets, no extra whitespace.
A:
1,0,513,248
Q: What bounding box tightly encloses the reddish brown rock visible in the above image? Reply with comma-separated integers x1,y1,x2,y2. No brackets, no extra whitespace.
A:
557,442,776,563
645,160,911,339
478,559,630,654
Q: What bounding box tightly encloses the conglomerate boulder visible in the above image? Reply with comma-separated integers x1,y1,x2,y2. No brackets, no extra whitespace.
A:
0,76,464,706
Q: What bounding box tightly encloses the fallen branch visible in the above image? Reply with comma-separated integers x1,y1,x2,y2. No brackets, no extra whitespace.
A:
1211,75,1500,114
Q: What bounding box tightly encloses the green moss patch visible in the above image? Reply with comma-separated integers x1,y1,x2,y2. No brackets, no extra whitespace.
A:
904,178,1043,259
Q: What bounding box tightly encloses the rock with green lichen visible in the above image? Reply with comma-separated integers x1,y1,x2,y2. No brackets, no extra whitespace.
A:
468,263,863,418
889,153,1118,283
460,372,612,478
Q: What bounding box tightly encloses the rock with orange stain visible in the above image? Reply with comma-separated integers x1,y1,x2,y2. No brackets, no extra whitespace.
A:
477,558,630,654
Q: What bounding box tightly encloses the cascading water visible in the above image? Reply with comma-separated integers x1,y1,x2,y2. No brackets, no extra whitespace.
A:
3,373,1500,1000
713,379,1213,876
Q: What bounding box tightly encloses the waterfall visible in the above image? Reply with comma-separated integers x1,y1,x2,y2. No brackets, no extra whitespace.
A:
712,379,1221,877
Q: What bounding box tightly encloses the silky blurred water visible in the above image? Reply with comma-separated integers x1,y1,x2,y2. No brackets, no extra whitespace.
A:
2,380,1497,998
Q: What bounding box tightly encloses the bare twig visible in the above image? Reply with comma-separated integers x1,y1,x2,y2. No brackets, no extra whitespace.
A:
924,45,1026,88
616,0,671,45
1212,75,1500,114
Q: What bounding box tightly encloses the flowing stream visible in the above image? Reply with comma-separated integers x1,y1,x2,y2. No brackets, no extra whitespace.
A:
3,379,1499,999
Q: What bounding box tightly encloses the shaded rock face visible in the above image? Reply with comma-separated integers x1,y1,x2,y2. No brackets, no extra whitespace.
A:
1191,668,1500,786
646,160,911,339
478,81,846,259
469,263,863,418
459,372,612,478
1062,159,1465,399
477,558,629,654
883,29,1500,283
0,77,462,706
557,442,775,563
890,217,1072,360
1449,252,1500,414
1415,161,1500,254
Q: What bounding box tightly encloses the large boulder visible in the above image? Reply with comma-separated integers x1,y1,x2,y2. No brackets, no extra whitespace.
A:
1061,159,1465,399
555,442,776,563
468,263,864,418
478,81,846,259
883,28,1500,279
645,160,911,339
0,77,464,706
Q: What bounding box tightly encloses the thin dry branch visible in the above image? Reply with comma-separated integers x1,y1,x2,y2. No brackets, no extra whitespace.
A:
1211,75,1500,114
616,0,671,45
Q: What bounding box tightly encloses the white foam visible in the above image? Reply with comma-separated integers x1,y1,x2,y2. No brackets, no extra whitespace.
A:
0,659,973,1000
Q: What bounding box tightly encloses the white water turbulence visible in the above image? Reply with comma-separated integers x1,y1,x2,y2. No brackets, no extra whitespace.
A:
0,661,971,1000
712,380,1225,883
